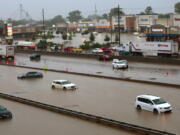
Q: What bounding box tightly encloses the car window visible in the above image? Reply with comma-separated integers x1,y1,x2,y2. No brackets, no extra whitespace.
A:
0,106,6,111
152,98,167,105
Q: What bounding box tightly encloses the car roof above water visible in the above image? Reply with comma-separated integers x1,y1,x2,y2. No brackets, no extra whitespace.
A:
136,95,160,100
53,80,68,82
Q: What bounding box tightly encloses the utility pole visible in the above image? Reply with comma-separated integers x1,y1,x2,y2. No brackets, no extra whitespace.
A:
42,8,46,41
118,5,121,46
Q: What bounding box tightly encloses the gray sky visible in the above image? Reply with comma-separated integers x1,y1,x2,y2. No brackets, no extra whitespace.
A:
0,0,179,20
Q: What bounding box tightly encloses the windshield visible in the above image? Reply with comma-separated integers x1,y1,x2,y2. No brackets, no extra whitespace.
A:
152,98,167,105
0,106,7,111
116,61,126,64
61,81,71,85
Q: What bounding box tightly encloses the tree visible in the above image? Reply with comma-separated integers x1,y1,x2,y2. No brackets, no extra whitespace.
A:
175,2,180,13
67,10,83,22
109,7,124,17
89,33,95,42
50,15,66,24
115,34,119,43
145,6,153,15
62,32,67,40
104,35,110,42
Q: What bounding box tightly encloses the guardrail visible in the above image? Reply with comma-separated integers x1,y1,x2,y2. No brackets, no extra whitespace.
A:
0,92,176,135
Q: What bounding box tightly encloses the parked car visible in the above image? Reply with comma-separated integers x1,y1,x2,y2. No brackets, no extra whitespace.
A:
30,54,41,60
72,48,83,53
51,80,76,90
64,47,74,52
0,105,12,119
92,48,103,54
135,95,172,114
112,59,128,69
17,71,43,79
98,55,111,61
101,48,113,54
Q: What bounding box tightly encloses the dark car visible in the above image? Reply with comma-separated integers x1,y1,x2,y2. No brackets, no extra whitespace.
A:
17,71,43,79
30,54,41,60
0,105,12,119
98,55,111,61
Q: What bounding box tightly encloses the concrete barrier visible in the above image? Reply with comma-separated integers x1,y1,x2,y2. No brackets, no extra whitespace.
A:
0,92,176,135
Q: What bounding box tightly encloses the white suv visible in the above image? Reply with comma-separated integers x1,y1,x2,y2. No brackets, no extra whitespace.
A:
51,80,76,90
112,59,128,69
135,95,172,114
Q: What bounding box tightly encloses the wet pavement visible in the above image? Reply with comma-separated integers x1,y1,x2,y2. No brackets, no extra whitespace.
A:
13,53,180,85
0,65,179,134
0,98,135,135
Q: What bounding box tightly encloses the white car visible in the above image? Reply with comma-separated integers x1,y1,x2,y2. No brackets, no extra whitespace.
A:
51,80,76,90
135,95,172,114
112,59,128,69
92,48,103,53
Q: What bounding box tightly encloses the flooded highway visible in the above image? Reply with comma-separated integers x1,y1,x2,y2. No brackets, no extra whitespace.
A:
0,65,179,134
14,53,180,85
0,98,135,135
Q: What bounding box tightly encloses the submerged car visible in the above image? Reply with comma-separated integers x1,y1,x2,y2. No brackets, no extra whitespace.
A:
30,54,41,60
112,59,128,69
135,95,172,114
17,71,43,79
51,80,76,90
0,105,12,119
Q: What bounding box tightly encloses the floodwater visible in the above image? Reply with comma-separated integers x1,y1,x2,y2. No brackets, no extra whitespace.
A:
0,98,135,135
14,53,180,85
0,65,180,134
40,33,145,47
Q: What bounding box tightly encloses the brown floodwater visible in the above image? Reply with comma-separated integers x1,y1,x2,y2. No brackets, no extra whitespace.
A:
0,65,180,134
13,53,180,85
0,98,136,135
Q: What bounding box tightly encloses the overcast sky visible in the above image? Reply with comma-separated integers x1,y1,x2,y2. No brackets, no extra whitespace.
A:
0,0,179,20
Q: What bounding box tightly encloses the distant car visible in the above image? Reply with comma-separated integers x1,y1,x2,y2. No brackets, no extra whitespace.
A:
98,55,111,61
17,71,43,79
135,95,172,114
30,54,41,60
0,105,12,119
51,80,76,90
64,47,74,52
112,59,128,69
92,48,103,54
101,48,113,54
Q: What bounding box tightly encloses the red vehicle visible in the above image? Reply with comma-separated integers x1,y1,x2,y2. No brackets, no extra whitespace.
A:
101,48,113,54
64,47,74,52
98,55,111,61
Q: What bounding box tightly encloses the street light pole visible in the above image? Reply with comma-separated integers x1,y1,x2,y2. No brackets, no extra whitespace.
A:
118,5,121,46
42,8,46,41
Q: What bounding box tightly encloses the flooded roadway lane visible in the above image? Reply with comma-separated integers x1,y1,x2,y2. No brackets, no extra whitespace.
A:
0,98,135,135
14,53,180,85
0,65,179,134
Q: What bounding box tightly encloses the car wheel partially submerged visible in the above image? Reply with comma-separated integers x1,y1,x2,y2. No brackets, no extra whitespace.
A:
52,85,55,89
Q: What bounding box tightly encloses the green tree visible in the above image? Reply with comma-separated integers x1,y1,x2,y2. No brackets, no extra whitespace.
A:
104,35,110,42
145,6,153,15
115,34,119,43
62,32,67,40
89,33,95,42
175,2,180,13
109,7,124,17
50,15,66,25
67,10,83,22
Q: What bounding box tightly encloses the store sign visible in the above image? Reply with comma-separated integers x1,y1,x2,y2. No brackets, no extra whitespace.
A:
152,29,163,32
175,18,180,21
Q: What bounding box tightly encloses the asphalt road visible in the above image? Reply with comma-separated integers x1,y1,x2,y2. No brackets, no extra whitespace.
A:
0,65,179,134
